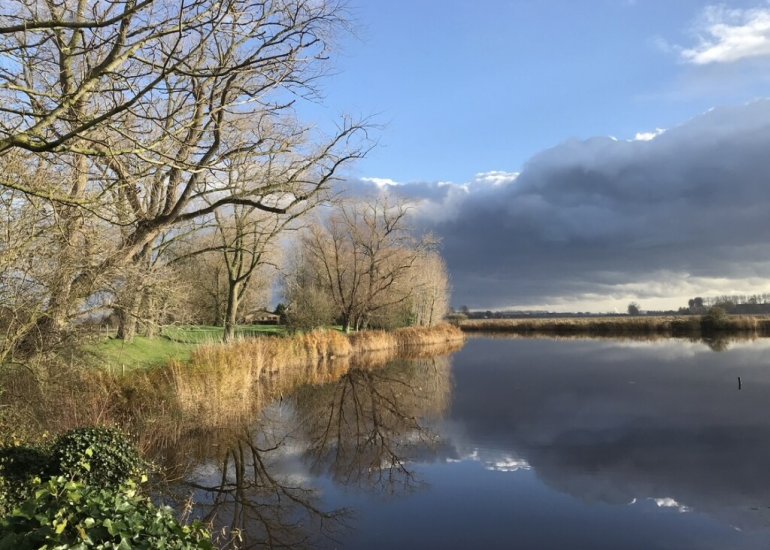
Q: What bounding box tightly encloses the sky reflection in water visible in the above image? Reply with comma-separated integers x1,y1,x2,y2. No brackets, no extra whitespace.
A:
176,337,770,549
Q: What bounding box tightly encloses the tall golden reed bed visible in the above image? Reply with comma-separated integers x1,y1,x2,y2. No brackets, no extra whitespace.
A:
162,324,464,429
0,324,465,450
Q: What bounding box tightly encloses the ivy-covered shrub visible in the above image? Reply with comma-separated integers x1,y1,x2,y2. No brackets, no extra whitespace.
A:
49,426,148,487
0,445,50,479
0,445,52,514
0,427,213,548
0,476,213,549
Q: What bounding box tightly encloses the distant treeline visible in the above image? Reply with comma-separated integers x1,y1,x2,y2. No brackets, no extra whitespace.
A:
676,295,770,315
703,294,770,306
458,314,770,338
455,294,770,320
456,310,682,320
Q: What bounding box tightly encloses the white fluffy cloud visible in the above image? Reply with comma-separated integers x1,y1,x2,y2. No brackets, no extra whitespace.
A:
682,5,770,64
473,170,519,186
633,128,666,141
652,497,691,513
359,176,400,188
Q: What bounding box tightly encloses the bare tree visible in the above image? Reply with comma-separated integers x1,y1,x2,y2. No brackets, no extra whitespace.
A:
110,237,181,340
282,245,337,331
0,0,369,350
296,196,432,332
408,252,450,327
0,0,348,158
0,150,117,356
171,245,230,326
214,206,284,343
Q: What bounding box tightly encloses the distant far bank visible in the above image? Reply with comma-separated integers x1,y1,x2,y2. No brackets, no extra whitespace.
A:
457,314,770,338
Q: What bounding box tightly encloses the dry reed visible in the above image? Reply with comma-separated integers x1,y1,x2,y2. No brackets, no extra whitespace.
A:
0,325,464,456
155,324,464,430
349,323,464,352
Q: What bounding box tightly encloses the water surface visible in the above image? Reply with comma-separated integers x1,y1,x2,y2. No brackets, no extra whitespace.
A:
169,337,770,549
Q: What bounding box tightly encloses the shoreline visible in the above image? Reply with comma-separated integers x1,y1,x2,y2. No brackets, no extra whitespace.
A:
181,323,466,371
1,324,466,447
457,316,770,338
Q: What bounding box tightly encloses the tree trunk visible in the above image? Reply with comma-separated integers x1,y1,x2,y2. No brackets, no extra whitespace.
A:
141,290,158,338
116,243,155,342
223,281,240,343
115,291,140,342
115,272,144,342
116,313,136,341
16,311,68,355
11,218,162,354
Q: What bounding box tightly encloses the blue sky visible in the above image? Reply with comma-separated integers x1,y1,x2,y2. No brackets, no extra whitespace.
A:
309,0,770,183
306,1,770,311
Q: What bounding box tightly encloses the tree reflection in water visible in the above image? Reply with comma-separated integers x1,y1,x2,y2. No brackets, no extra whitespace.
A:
181,425,348,549
293,354,452,493
158,349,454,548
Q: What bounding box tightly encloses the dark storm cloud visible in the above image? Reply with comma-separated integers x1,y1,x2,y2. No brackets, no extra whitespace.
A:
352,100,770,309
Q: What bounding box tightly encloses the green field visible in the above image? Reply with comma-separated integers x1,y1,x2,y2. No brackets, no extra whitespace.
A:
161,324,286,343
83,324,286,371
83,336,195,372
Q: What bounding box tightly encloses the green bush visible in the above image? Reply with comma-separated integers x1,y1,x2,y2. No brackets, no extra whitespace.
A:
50,427,148,487
702,306,729,333
0,446,50,479
0,446,52,513
0,476,213,549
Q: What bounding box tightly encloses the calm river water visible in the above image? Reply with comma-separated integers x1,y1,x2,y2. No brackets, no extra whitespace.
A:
168,336,770,549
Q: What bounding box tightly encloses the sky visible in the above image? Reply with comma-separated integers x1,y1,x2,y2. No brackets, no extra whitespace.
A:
305,0,770,312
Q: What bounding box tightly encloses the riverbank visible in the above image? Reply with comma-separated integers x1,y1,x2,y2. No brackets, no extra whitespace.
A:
82,323,463,372
183,323,464,372
457,315,770,337
0,324,465,445
166,324,464,427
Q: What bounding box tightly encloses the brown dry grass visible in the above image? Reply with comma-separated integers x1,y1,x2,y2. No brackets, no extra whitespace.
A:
163,324,464,428
349,323,464,352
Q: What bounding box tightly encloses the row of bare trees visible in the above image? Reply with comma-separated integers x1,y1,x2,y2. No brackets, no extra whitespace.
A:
0,0,364,355
283,197,450,332
0,0,450,359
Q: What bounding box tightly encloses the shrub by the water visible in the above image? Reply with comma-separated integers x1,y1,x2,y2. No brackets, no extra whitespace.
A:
0,476,213,549
49,426,148,487
0,426,211,548
701,306,729,333
0,445,52,513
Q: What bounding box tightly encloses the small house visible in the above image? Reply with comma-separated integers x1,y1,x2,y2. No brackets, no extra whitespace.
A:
244,309,281,325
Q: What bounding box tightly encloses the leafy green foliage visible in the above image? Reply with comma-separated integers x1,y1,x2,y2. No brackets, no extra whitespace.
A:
0,444,51,482
50,427,148,487
0,427,212,548
0,476,213,549
0,445,52,514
